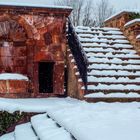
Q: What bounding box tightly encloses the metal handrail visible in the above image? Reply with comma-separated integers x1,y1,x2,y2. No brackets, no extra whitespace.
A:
67,18,88,93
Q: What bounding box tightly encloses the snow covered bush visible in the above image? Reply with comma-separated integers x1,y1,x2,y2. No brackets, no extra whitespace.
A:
0,111,24,135
129,13,140,20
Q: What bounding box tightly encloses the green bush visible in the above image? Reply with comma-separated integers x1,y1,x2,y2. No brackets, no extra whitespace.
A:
0,111,25,135
129,13,140,20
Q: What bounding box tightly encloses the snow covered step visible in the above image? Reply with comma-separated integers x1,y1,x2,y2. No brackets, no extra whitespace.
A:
85,47,136,53
80,38,129,44
85,51,140,56
15,123,37,140
104,30,123,35
87,53,140,59
98,35,126,39
78,34,94,38
83,47,136,53
113,39,129,44
31,114,73,140
0,132,15,140
89,63,140,70
88,69,140,76
88,76,140,83
76,30,123,36
79,39,129,45
88,57,140,64
91,27,120,31
79,33,126,40
84,92,140,98
79,38,111,43
84,84,140,90
82,43,133,49
86,89,140,94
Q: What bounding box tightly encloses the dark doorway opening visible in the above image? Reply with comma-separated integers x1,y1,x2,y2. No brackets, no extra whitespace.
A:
39,62,54,93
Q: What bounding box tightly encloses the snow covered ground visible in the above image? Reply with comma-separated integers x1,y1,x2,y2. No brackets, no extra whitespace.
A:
0,97,140,140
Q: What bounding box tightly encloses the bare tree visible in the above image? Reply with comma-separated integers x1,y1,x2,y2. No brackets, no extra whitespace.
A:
54,0,115,27
54,0,84,26
82,0,96,27
95,0,115,26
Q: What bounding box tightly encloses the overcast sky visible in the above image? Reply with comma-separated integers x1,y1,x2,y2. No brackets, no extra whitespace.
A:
1,0,140,11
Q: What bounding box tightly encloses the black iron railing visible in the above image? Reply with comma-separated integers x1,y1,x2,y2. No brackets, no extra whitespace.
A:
67,18,88,93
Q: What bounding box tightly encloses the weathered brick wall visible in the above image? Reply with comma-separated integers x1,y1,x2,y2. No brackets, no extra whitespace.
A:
67,49,85,99
104,12,140,54
124,23,140,53
104,12,131,30
0,6,72,98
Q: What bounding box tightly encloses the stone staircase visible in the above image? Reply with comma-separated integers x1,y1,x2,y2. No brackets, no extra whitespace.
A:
0,114,74,140
75,26,140,102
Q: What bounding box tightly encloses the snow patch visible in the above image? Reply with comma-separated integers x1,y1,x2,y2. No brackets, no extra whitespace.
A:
0,73,28,81
136,34,140,39
124,19,140,27
105,10,140,22
85,92,140,98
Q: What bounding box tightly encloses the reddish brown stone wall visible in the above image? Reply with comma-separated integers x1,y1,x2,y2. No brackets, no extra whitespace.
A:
104,12,140,54
67,49,85,99
105,13,131,30
124,24,140,53
0,6,72,98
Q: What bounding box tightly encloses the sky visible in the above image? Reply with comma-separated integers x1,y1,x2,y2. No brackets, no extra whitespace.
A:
1,0,140,11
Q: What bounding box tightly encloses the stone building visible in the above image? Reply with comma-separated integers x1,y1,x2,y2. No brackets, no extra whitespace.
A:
0,3,72,98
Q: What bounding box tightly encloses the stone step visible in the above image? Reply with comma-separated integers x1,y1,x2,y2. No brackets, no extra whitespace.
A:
87,75,140,79
87,82,140,86
82,43,134,51
88,63,140,70
88,62,140,66
88,58,140,65
84,47,136,53
76,31,123,35
84,97,140,103
31,114,73,140
86,89,140,94
86,51,140,60
15,123,37,140
0,132,15,140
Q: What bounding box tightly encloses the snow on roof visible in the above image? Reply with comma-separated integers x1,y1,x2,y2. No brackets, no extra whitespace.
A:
0,2,72,10
0,73,28,81
105,10,140,22
136,34,140,40
124,19,140,28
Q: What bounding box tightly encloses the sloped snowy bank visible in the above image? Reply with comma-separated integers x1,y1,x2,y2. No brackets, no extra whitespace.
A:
0,97,140,140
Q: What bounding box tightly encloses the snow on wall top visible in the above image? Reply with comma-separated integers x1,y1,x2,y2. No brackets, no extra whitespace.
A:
104,10,140,22
0,2,72,10
0,73,29,81
124,19,140,28
136,34,140,40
